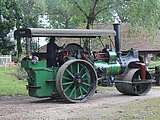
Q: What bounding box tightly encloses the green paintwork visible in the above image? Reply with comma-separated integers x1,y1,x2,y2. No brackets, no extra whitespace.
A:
94,61,121,76
21,48,121,100
94,49,121,76
21,60,59,98
21,59,47,68
108,49,117,63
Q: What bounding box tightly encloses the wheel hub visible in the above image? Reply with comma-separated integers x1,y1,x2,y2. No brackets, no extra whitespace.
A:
74,73,83,86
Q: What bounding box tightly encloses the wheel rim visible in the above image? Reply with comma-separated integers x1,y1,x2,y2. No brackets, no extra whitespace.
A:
115,69,151,95
56,59,97,102
132,70,151,95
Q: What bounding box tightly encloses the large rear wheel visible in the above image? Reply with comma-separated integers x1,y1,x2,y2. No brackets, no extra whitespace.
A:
56,59,97,103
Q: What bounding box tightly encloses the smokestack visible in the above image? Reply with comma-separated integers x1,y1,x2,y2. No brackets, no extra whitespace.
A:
113,23,121,57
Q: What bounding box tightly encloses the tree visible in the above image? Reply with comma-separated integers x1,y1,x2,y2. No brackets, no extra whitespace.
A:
15,0,47,57
65,0,119,50
46,0,83,29
115,0,160,30
0,0,21,54
67,0,160,32
17,0,47,28
67,0,116,29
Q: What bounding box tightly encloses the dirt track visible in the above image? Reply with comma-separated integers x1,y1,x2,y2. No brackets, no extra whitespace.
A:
0,87,160,120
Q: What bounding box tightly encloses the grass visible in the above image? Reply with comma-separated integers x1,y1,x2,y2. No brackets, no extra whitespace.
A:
0,66,27,96
114,98,160,120
94,86,160,120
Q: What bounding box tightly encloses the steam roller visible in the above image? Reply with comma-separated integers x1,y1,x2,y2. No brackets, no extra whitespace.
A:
14,23,152,103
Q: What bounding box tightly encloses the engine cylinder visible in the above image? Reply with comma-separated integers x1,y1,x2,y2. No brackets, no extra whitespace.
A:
94,61,121,76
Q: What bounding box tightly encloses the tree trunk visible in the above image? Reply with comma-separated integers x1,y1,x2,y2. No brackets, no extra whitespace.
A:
86,16,95,29
84,15,95,51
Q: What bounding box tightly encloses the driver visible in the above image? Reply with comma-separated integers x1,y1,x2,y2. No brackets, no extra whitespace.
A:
46,37,63,67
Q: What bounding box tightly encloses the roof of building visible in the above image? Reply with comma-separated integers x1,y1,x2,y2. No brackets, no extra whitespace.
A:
93,23,160,51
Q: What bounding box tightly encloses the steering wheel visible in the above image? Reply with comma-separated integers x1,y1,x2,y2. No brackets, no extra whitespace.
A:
63,43,83,59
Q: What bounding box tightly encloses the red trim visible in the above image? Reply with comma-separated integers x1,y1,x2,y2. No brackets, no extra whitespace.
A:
93,52,109,60
134,62,146,80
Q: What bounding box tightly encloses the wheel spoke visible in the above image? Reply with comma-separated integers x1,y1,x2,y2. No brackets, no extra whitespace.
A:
62,81,74,85
62,76,72,80
69,86,76,98
82,72,87,78
81,86,88,93
70,64,73,73
74,88,77,99
64,84,72,92
79,66,85,74
66,68,74,78
138,75,141,80
83,77,88,80
133,74,143,93
79,86,83,97
138,84,142,92
134,85,138,93
83,82,91,87
77,63,80,73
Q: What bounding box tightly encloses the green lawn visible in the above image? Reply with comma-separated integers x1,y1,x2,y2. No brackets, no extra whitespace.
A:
0,66,27,96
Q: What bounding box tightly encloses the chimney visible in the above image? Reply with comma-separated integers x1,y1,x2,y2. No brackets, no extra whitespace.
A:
113,23,121,57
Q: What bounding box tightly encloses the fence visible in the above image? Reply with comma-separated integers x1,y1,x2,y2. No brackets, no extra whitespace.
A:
0,55,12,67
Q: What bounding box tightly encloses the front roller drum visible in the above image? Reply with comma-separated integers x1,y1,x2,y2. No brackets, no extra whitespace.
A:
56,59,97,103
115,69,152,95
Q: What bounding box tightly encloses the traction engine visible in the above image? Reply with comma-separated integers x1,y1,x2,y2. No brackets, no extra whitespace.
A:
14,24,152,103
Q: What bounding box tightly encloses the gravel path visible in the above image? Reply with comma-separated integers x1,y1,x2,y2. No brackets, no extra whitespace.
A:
0,86,160,120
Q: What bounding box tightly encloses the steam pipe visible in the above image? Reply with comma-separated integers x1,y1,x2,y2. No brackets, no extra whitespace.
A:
113,23,121,57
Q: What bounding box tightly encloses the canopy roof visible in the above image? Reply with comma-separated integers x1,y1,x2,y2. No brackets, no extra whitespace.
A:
14,28,116,38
